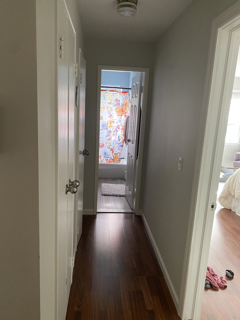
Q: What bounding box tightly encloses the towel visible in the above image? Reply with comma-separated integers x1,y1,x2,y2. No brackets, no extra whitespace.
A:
123,116,130,144
206,267,227,290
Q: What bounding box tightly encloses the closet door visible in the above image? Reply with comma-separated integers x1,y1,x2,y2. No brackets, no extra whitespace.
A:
125,73,142,210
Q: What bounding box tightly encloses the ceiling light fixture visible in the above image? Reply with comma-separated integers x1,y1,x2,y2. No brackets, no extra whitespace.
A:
117,0,138,17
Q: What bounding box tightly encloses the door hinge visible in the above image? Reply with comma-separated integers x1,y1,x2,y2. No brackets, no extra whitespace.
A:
59,36,64,59
71,256,74,268
79,73,83,84
140,86,144,93
75,86,79,107
210,202,217,211
74,63,78,77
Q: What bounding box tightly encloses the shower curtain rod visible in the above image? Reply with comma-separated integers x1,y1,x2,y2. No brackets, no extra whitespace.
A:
101,86,131,90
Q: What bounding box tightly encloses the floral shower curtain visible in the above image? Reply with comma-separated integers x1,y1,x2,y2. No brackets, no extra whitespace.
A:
99,89,130,163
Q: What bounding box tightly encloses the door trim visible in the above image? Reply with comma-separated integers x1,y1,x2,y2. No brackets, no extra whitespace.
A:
73,48,86,252
179,2,240,319
94,66,150,215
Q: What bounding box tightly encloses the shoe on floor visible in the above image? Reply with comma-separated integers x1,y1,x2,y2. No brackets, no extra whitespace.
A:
226,269,234,278
205,280,211,288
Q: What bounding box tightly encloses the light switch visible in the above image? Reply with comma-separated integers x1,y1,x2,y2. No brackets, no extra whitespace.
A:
178,157,183,171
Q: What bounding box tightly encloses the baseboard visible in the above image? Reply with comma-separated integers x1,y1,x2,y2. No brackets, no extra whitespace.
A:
83,209,96,215
140,210,179,310
135,208,142,216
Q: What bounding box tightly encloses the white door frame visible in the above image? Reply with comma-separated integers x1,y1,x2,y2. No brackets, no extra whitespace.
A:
73,48,86,252
179,2,240,319
94,66,149,215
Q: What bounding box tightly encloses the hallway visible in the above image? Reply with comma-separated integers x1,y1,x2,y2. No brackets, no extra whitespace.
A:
66,214,180,320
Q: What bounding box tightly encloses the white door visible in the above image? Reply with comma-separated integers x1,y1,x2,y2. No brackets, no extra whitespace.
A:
74,50,86,249
66,16,76,299
125,73,142,210
57,1,76,318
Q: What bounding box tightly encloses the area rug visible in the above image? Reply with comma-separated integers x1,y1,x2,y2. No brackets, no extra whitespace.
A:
101,183,125,196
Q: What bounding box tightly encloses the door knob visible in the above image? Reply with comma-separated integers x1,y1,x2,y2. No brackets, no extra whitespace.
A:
82,149,90,156
127,139,131,143
69,179,80,188
65,184,78,194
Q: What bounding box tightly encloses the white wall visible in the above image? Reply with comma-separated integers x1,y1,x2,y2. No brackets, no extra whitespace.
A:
66,0,85,54
101,70,131,88
0,1,40,319
233,77,240,90
222,77,240,168
83,38,155,210
222,144,240,167
140,0,238,302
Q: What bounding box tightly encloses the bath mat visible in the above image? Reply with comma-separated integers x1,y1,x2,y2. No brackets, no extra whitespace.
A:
101,183,125,196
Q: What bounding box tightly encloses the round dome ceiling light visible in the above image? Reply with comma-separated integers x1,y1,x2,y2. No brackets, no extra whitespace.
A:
117,0,138,17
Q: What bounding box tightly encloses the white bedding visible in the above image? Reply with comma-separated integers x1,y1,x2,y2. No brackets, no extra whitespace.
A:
218,169,240,214
231,197,240,216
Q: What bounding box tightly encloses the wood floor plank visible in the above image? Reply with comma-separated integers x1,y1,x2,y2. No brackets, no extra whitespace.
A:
111,276,125,320
201,207,240,320
66,214,180,320
139,276,154,310
99,310,107,320
152,295,166,320
136,290,157,320
128,290,144,320
159,276,179,318
120,276,133,320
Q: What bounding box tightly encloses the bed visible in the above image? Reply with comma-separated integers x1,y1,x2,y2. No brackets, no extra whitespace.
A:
218,168,240,216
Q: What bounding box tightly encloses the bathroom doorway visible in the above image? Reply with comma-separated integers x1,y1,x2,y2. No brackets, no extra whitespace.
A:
94,66,149,214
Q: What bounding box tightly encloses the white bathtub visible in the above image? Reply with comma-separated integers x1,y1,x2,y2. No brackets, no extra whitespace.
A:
98,159,127,179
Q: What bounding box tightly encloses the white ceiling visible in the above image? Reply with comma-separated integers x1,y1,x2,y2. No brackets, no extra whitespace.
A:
78,0,193,43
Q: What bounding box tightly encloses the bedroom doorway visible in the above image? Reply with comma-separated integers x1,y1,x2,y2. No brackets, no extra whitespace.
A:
201,54,240,319
94,66,149,215
180,5,240,320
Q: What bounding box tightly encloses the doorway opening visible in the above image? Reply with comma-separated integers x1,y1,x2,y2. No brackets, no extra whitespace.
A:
180,5,240,320
94,66,149,215
201,48,240,319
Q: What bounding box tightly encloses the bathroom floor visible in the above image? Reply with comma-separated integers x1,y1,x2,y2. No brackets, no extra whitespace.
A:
97,178,133,213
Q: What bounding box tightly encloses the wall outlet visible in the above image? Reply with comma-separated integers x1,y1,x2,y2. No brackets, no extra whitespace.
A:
178,157,183,171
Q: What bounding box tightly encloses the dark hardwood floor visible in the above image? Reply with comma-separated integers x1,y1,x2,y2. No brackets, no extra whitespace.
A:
66,214,180,320
201,207,240,320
